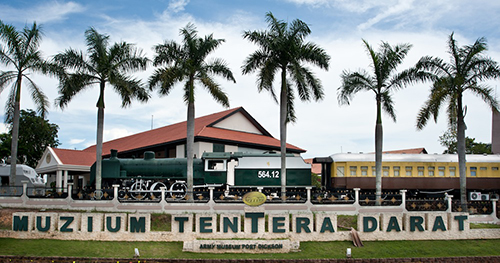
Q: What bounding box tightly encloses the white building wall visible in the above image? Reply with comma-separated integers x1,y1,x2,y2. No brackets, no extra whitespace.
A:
176,144,185,158
213,112,262,134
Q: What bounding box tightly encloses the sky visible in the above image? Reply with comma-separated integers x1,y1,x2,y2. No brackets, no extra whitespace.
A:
0,0,499,159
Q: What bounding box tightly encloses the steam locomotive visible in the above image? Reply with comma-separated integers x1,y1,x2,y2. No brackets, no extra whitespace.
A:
90,149,311,199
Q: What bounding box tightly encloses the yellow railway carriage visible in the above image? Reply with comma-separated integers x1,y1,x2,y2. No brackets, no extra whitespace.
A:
314,153,500,199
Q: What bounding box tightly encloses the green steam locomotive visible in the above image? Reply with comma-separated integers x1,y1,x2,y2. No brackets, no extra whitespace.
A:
90,149,311,199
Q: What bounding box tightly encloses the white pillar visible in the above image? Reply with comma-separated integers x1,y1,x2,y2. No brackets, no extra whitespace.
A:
63,170,69,193
56,170,63,190
306,187,312,202
113,184,120,201
67,183,73,199
354,188,360,205
446,194,454,213
400,189,407,211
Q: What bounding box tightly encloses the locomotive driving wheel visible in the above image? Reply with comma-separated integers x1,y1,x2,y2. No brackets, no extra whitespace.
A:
170,181,187,199
130,182,147,200
150,182,167,199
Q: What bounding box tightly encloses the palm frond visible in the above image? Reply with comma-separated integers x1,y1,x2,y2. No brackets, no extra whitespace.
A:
24,75,49,118
380,90,396,122
338,69,373,105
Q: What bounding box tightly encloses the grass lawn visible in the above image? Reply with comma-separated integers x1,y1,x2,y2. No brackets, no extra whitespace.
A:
0,238,499,259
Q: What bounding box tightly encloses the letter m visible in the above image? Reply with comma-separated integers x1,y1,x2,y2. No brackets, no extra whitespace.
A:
13,216,28,231
130,217,146,233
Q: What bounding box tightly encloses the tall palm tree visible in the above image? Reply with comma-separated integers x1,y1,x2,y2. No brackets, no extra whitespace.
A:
149,23,235,201
242,12,330,200
338,40,412,205
414,33,500,210
54,27,149,195
0,21,53,185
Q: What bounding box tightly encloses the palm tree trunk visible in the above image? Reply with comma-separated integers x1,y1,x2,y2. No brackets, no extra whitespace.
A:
457,95,467,211
375,96,383,205
9,76,22,186
186,83,195,202
95,82,105,195
280,68,287,202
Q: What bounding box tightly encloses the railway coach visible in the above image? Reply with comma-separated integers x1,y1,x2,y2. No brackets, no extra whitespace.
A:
314,153,500,199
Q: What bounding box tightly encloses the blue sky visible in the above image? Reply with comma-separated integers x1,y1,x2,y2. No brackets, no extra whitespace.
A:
0,0,499,158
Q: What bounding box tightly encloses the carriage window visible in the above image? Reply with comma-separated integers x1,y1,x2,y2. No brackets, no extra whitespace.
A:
393,166,400,177
428,166,435,176
337,166,345,177
449,166,456,176
438,167,445,176
350,166,357,176
480,167,487,171
205,159,227,172
383,166,389,176
405,166,412,176
361,166,368,176
372,166,376,176
492,167,499,171
470,167,477,177
417,166,424,176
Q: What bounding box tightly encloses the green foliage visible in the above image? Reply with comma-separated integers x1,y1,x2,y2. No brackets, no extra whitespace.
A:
310,173,321,188
439,128,492,154
0,109,60,167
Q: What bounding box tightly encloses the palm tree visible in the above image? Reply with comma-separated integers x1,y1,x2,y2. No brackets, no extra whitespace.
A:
149,23,235,201
414,33,500,210
338,40,412,205
0,21,54,185
242,12,330,200
54,27,149,195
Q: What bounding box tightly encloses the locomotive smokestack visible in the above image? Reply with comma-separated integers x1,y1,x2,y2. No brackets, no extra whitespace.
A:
144,151,155,160
110,149,118,159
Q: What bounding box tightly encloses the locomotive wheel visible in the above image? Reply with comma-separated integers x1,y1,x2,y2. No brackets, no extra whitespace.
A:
170,182,187,199
150,182,167,199
130,182,147,200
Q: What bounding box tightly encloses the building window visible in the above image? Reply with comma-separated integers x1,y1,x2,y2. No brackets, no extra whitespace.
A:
438,167,445,176
393,166,400,177
449,167,456,176
428,166,435,176
470,167,477,177
361,166,368,176
492,167,499,171
417,166,424,176
372,166,376,176
350,166,357,176
405,166,412,176
480,167,487,171
383,166,389,177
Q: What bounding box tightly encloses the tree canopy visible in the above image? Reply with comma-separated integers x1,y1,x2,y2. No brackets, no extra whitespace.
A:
0,109,60,167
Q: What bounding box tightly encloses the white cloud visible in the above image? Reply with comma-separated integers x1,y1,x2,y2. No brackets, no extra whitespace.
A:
0,1,85,24
103,128,134,142
69,139,85,145
168,0,190,13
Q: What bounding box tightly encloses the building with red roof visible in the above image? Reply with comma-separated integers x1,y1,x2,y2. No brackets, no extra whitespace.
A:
36,107,306,189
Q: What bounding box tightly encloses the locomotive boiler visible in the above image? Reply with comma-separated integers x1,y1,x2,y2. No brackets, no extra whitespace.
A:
90,149,311,199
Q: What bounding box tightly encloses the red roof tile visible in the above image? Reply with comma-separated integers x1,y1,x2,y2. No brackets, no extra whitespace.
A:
83,107,305,155
304,159,321,174
52,148,96,166
383,148,428,154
